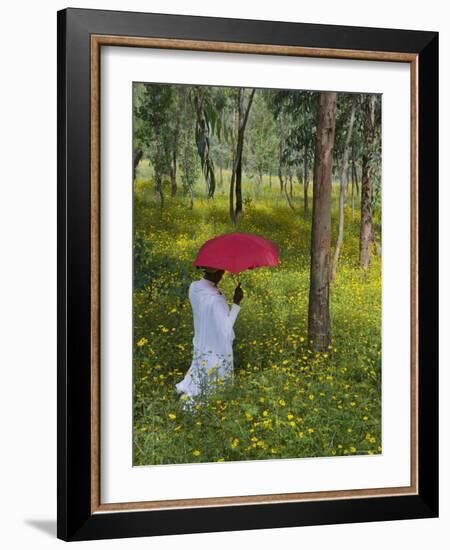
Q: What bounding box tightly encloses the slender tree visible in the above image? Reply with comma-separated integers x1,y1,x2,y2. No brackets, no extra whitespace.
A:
330,96,356,283
169,90,182,196
303,143,310,216
135,84,174,208
359,94,376,269
246,92,277,188
179,88,199,209
133,149,143,181
308,91,337,351
229,88,255,223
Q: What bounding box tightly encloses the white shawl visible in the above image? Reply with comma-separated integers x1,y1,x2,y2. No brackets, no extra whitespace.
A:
175,277,240,402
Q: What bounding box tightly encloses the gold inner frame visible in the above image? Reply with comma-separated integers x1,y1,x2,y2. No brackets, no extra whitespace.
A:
90,35,419,514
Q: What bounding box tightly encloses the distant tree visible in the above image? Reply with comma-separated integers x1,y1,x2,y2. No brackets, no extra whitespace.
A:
169,88,183,196
267,90,317,214
229,87,256,224
359,94,379,269
308,91,337,351
132,83,148,181
246,92,277,187
330,95,356,283
135,84,174,208
190,86,227,198
179,87,200,208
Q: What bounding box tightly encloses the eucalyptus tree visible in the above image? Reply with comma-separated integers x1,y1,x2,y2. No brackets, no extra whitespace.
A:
190,85,227,198
330,94,356,283
132,83,148,181
229,87,256,224
177,87,200,208
359,93,381,269
350,138,361,220
267,90,317,214
169,88,183,196
246,91,277,188
134,83,174,208
308,91,337,352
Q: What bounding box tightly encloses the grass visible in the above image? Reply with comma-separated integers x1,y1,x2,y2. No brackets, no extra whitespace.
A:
133,161,381,465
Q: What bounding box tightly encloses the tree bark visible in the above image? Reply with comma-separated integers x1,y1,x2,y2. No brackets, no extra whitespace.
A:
330,100,356,283
308,91,337,352
359,95,375,270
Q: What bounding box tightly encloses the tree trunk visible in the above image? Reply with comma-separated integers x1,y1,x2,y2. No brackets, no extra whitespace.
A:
351,169,355,221
171,104,180,197
133,149,143,180
289,174,293,198
278,141,284,194
351,144,356,221
353,157,359,195
330,100,356,283
219,165,223,187
235,151,243,219
278,161,284,195
283,170,295,210
303,144,309,216
230,88,256,223
155,172,164,209
308,91,337,352
155,137,164,209
170,148,177,196
359,95,376,270
269,173,272,188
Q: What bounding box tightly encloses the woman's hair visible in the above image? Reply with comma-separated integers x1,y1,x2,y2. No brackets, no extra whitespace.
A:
197,266,221,273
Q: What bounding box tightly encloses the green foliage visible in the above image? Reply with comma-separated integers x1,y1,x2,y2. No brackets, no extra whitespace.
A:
245,92,278,182
134,83,175,180
191,86,227,197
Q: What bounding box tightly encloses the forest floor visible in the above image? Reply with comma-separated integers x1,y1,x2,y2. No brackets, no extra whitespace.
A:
133,167,382,466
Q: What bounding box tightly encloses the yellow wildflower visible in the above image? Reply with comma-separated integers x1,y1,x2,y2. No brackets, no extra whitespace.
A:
137,337,148,347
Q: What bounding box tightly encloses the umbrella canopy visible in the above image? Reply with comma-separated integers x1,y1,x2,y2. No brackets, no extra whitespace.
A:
193,232,279,274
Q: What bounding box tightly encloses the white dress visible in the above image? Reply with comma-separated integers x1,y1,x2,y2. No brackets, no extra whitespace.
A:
175,277,241,408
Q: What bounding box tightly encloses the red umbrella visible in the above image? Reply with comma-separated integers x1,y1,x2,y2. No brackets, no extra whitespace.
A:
193,232,279,274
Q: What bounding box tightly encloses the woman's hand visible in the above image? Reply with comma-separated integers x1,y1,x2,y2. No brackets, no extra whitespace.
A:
233,283,244,305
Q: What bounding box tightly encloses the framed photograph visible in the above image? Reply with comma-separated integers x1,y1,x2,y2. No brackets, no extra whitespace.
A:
57,7,438,542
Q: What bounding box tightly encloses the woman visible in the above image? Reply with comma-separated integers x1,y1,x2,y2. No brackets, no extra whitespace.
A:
175,267,244,410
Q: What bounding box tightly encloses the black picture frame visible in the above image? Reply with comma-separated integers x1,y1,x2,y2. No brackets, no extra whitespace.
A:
57,7,438,542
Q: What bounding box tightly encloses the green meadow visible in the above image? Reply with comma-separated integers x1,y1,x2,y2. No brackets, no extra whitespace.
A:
133,165,381,466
